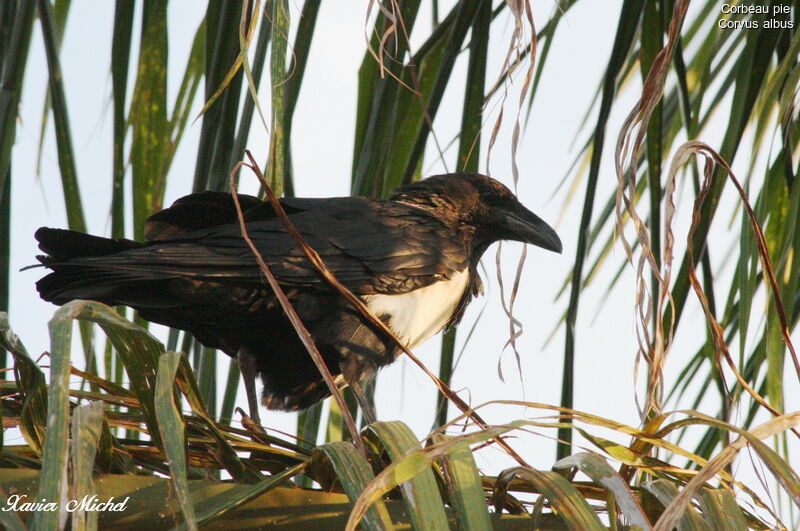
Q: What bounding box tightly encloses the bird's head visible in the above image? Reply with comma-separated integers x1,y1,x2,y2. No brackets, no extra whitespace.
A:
390,173,562,256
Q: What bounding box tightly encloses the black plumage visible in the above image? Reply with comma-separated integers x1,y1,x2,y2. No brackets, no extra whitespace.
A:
34,173,561,421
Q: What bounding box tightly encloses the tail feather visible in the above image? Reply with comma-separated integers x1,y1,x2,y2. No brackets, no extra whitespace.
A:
34,228,146,305
35,227,140,261
35,267,153,305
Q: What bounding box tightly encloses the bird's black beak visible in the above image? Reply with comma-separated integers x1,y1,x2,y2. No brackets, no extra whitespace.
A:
499,203,562,253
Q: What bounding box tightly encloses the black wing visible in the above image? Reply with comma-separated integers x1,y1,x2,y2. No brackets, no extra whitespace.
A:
66,192,470,296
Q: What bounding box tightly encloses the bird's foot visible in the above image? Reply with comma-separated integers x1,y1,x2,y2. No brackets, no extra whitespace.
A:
236,407,267,436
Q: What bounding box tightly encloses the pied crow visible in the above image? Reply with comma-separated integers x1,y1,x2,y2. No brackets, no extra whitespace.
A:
34,173,561,424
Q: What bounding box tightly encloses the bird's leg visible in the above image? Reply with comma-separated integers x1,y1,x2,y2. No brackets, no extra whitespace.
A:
350,380,377,426
237,348,261,426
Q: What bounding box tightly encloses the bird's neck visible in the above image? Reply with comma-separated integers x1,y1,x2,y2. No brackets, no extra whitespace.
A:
390,181,500,263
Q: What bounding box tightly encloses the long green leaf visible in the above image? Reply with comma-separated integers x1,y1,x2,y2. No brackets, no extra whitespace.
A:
494,466,605,530
267,0,289,196
106,0,136,390
282,0,321,191
183,463,306,529
642,480,707,531
0,486,27,531
0,1,36,371
70,401,104,531
0,0,36,197
665,6,783,341
38,0,96,386
175,355,264,483
697,488,748,531
1,313,45,454
433,0,491,432
364,421,449,530
110,0,134,242
352,0,423,196
559,0,644,460
29,304,77,530
554,452,649,529
130,0,169,240
38,0,85,233
155,351,197,531
397,1,485,183
34,0,71,177
0,171,8,371
194,0,245,192
66,301,165,449
312,441,393,531
229,6,271,197
436,437,493,531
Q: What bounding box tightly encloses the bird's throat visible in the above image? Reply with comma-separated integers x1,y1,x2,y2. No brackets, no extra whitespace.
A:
363,269,471,349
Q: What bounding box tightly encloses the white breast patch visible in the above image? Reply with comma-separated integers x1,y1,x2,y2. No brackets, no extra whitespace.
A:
363,269,470,349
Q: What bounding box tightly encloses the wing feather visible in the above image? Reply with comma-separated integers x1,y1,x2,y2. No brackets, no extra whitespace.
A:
81,197,469,295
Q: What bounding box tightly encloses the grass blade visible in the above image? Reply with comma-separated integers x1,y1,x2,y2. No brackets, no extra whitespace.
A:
230,7,271,192
434,0,491,431
34,0,71,177
640,0,664,346
0,1,38,369
219,357,241,426
352,0,423,197
0,486,27,531
697,488,748,531
130,0,169,239
66,301,165,449
194,0,245,192
107,0,135,388
70,401,104,531
165,18,206,171
29,304,77,530
398,1,486,183
283,0,321,190
267,0,289,196
39,0,95,390
363,421,449,530
1,313,46,454
38,0,85,232
0,172,9,370
493,466,605,530
174,355,264,483
110,0,134,241
642,480,706,531
312,441,394,531
554,452,650,530
155,351,197,531
436,437,493,531
183,463,307,529
665,8,784,339
0,0,36,195
559,0,644,460
654,411,800,530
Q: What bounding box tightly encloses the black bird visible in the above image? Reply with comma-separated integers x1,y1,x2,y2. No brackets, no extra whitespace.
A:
34,173,561,423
